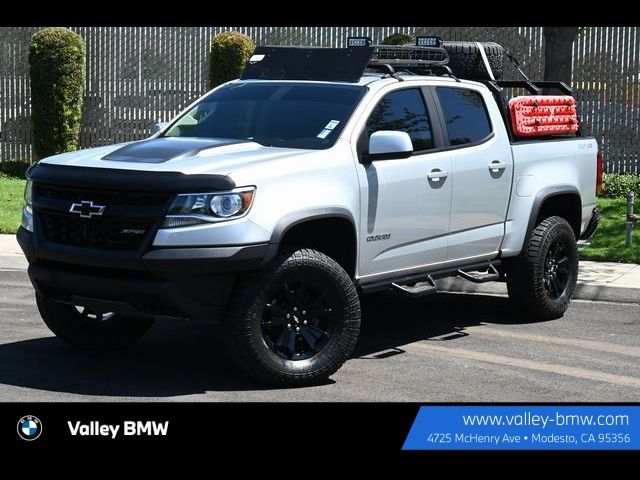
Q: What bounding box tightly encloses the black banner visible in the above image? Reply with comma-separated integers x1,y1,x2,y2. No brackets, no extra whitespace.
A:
2,403,638,462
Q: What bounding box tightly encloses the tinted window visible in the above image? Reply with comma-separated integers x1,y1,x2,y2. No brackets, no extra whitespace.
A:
436,87,492,145
366,89,434,151
163,82,366,150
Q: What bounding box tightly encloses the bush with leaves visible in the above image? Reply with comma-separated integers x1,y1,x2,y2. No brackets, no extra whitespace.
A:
208,31,255,89
0,161,29,179
381,32,414,45
601,173,640,198
29,27,85,160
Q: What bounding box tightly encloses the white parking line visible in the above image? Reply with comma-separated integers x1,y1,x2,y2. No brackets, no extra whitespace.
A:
466,325,640,358
406,342,640,388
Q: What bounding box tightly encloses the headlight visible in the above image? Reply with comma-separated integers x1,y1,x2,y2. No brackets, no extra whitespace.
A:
161,187,255,228
21,180,34,232
210,193,243,217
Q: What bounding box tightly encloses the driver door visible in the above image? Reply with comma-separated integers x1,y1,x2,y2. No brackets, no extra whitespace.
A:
355,87,452,281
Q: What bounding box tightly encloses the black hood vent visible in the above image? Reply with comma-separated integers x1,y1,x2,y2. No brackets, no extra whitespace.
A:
102,137,246,164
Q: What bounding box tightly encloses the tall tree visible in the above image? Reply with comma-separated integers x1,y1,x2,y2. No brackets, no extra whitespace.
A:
543,27,579,84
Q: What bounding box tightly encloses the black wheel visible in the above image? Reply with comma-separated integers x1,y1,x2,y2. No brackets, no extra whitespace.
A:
506,216,578,320
36,294,153,349
223,249,361,387
443,41,504,80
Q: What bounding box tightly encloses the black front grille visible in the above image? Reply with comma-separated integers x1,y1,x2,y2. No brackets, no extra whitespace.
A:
33,184,169,251
39,211,155,251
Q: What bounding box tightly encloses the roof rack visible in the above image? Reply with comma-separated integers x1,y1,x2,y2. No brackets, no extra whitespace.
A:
351,36,454,78
240,36,455,83
241,45,374,83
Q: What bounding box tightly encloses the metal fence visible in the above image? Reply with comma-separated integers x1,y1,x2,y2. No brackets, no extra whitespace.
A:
1,26,638,172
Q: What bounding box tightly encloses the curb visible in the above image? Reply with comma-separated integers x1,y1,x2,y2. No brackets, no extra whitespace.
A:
0,254,28,270
437,277,640,305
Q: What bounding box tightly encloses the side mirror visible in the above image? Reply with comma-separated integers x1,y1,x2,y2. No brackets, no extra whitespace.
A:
367,131,413,162
152,122,168,134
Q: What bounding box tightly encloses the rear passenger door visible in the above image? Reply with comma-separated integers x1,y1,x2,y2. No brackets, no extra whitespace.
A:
434,86,512,262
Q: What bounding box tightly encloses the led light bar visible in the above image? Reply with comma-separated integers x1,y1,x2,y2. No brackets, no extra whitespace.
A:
347,36,372,47
416,36,442,48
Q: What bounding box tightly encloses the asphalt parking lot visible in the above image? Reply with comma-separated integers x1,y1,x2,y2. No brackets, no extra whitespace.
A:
1,268,639,402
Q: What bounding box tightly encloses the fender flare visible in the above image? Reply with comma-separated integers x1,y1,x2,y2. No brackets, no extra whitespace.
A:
265,207,357,262
520,185,581,253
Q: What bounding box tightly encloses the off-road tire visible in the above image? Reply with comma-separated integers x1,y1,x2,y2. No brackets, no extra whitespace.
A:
443,41,504,80
223,249,361,387
506,216,578,320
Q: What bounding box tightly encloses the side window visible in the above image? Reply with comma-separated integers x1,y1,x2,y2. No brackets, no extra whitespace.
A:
436,87,492,146
366,88,434,151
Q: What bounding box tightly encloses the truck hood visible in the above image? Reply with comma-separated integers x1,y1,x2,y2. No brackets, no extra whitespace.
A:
41,137,314,175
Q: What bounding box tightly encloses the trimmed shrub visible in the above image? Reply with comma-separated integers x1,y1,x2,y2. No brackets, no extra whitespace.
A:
208,31,255,89
601,173,640,198
29,27,85,160
0,161,29,179
381,33,414,45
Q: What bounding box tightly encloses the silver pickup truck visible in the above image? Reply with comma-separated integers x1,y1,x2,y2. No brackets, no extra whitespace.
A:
17,39,601,386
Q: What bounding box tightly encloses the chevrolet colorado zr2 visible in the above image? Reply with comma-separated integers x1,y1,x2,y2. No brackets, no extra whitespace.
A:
17,39,601,386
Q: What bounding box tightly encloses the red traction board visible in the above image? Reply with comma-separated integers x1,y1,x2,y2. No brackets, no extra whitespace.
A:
508,95,578,137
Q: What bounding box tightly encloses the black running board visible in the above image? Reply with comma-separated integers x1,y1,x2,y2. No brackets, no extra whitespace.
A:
391,276,437,298
457,263,500,283
360,260,502,293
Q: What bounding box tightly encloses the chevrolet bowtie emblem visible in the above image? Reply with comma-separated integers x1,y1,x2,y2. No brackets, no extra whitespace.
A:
69,200,106,218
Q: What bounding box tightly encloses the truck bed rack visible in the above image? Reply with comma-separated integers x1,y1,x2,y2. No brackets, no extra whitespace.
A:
489,80,572,96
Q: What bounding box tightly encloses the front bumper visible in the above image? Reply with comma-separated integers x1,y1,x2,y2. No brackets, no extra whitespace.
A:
17,227,269,320
579,207,601,240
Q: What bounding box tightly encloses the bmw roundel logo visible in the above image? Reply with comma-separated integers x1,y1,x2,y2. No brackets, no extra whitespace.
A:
17,415,42,441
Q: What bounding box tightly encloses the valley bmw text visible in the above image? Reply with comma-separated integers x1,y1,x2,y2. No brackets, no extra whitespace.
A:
68,420,169,439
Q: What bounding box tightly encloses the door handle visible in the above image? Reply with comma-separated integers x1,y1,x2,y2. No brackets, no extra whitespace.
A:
427,169,448,181
488,161,507,173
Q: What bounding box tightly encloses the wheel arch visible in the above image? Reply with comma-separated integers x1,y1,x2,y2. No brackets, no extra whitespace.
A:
268,208,358,277
522,185,582,252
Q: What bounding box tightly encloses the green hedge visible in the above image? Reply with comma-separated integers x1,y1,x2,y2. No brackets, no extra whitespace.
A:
381,33,414,45
0,161,29,179
29,27,85,160
601,173,640,198
208,32,255,89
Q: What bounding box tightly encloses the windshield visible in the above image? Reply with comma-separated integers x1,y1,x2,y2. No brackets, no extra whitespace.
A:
163,82,367,150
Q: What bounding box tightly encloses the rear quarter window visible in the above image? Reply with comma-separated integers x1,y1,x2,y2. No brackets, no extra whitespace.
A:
436,87,492,146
